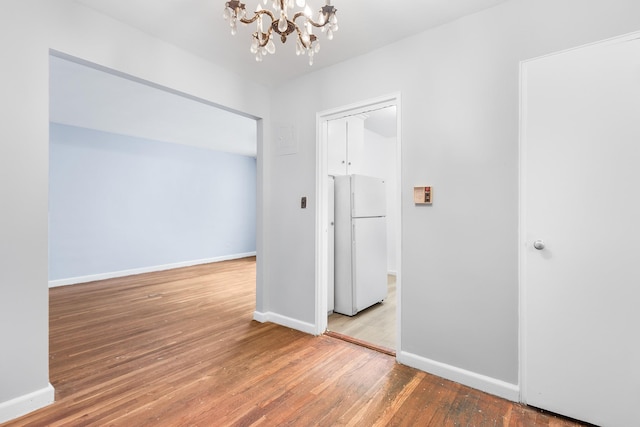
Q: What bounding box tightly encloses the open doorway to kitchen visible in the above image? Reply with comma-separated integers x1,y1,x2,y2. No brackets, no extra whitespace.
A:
316,95,401,355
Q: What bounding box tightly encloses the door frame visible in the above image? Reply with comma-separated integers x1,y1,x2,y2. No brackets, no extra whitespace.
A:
314,93,402,355
518,30,640,404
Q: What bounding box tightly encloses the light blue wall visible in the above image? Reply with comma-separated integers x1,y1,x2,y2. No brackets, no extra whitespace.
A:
49,123,256,281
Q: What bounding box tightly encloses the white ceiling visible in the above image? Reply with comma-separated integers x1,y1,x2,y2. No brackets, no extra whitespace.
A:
74,0,511,88
52,0,510,154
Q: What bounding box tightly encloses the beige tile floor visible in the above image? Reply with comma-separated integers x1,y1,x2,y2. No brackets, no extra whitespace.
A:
327,275,396,350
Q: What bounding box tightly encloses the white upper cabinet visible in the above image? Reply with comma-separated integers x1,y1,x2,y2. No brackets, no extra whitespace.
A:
327,116,365,176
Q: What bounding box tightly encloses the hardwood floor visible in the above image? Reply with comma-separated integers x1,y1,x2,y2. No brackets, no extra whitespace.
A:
2,258,588,426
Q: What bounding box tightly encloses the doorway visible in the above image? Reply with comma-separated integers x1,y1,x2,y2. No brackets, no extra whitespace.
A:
315,94,401,354
520,32,640,426
48,53,260,297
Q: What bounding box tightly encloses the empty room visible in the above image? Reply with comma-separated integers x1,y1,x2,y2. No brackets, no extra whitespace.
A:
1,1,639,426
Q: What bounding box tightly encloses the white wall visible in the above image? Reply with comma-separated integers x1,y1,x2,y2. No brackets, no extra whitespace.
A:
0,1,270,422
263,0,640,398
49,124,256,284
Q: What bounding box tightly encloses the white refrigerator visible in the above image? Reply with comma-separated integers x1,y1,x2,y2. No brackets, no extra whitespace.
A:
334,174,387,316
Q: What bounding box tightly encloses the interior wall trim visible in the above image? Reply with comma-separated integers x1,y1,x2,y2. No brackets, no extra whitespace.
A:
0,383,54,424
48,252,257,288
252,311,317,336
398,351,520,402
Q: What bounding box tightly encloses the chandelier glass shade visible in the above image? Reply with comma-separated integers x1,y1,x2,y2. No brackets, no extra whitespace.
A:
223,0,338,65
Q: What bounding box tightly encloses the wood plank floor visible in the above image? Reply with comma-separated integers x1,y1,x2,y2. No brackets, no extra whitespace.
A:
328,275,396,351
2,258,589,426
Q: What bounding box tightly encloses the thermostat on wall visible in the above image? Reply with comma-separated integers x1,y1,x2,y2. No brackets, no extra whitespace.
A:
414,186,433,204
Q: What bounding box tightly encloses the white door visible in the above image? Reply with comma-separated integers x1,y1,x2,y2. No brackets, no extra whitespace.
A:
327,116,366,176
327,118,347,176
522,35,640,426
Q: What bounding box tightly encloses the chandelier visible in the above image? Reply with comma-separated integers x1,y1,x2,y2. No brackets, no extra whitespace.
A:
223,0,338,65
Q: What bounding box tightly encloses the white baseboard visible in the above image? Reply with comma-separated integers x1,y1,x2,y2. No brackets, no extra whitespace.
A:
398,351,520,402
48,252,257,288
0,383,54,424
253,311,317,335
252,311,269,323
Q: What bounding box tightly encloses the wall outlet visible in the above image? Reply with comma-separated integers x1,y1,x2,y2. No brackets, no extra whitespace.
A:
301,197,307,209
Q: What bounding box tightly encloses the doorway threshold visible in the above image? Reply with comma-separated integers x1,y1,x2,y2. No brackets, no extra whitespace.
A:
325,330,395,357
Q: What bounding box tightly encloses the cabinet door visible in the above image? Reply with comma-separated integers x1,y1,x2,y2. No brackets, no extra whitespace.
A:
346,116,365,175
327,118,347,176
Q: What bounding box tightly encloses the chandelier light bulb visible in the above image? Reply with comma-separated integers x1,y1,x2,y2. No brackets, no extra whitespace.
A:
278,13,288,32
303,5,312,18
256,15,263,33
296,0,306,7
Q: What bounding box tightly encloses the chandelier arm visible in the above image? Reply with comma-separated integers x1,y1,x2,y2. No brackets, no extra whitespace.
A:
291,11,330,29
239,9,275,25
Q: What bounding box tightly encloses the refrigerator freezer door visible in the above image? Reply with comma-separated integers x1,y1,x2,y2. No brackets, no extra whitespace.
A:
352,217,388,313
351,175,386,218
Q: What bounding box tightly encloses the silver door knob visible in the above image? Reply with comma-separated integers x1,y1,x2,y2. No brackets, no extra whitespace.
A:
533,240,545,250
